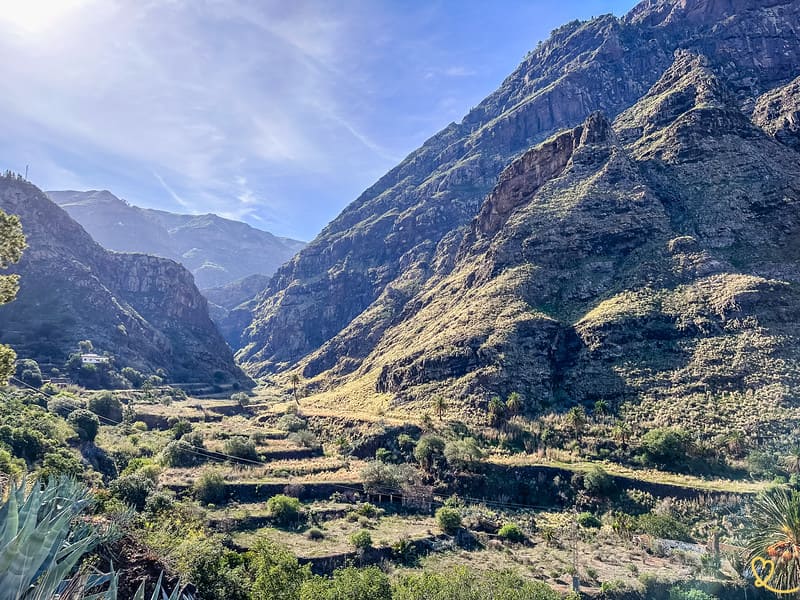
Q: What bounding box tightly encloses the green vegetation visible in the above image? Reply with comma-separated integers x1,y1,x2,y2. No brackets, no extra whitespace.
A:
435,507,462,534
267,494,303,525
0,204,24,385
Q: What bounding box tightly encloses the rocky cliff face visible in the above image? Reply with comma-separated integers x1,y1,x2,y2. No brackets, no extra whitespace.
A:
48,190,305,290
753,75,800,151
239,0,800,393
0,179,248,384
295,49,800,437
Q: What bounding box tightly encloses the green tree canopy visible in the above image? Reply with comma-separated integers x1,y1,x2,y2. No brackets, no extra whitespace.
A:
0,208,25,384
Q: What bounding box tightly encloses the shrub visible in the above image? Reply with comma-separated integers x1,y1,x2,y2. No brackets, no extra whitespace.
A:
639,427,695,469
132,420,148,432
356,502,381,518
109,472,156,510
87,392,123,422
288,429,320,449
360,460,417,493
144,490,174,514
121,367,145,388
299,566,390,600
171,419,193,439
267,494,302,525
636,512,692,541
435,506,462,534
583,466,616,497
393,567,560,600
161,439,202,467
349,529,372,549
577,512,602,529
67,409,99,442
277,413,307,433
47,394,83,418
231,392,250,408
498,522,525,542
668,586,717,600
224,436,259,461
250,539,311,600
194,470,227,505
307,528,324,541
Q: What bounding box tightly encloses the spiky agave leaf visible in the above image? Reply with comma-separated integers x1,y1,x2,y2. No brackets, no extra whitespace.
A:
745,486,800,593
0,476,103,599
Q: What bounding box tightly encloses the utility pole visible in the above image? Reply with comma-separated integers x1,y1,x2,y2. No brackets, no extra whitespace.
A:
24,165,28,180
572,507,580,594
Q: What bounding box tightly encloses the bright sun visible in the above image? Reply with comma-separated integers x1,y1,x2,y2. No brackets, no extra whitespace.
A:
0,0,92,34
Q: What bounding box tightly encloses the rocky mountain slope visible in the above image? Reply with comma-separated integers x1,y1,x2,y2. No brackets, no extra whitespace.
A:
237,0,800,427
237,0,800,375
0,178,249,385
48,190,305,290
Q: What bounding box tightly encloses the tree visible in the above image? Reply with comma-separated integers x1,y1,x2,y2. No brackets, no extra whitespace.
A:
300,566,391,600
444,438,483,471
16,359,42,388
488,396,507,427
67,409,100,442
290,373,301,405
414,435,445,472
251,539,311,600
0,208,25,384
88,391,123,422
640,427,695,469
593,399,609,422
565,406,587,440
349,529,372,550
231,391,250,409
746,487,800,595
433,395,447,421
611,422,632,446
506,392,523,416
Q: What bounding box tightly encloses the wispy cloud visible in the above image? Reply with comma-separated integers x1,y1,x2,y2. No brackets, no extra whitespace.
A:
0,0,638,239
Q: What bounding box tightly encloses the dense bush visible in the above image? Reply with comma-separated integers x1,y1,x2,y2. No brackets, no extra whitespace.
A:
435,507,462,534
668,586,718,600
497,522,525,542
583,466,616,497
299,566,390,600
110,471,157,510
67,409,99,442
250,538,311,600
577,512,602,529
224,436,259,461
349,529,372,550
277,413,307,433
267,494,303,525
394,566,561,600
635,512,692,541
161,439,203,467
47,394,83,418
16,358,42,388
360,460,417,493
194,470,227,505
443,438,483,471
639,427,695,470
174,536,251,600
88,391,123,422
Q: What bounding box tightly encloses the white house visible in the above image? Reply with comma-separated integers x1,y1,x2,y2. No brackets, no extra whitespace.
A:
81,353,110,365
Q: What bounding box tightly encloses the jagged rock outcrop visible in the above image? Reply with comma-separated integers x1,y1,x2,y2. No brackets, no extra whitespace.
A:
48,190,304,290
289,49,800,432
0,178,249,384
238,0,800,386
753,75,800,151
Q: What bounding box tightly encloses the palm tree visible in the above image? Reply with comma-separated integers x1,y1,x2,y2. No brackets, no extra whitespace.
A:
565,406,587,441
593,400,609,423
433,395,448,421
290,373,301,405
746,487,800,594
611,422,632,447
488,396,507,428
506,392,523,416
723,430,746,458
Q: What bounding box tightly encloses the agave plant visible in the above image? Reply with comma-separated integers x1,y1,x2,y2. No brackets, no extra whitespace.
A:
0,476,191,600
745,486,800,593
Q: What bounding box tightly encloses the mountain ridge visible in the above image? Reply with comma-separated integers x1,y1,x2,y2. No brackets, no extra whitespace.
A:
48,189,305,290
238,0,800,393
0,178,249,385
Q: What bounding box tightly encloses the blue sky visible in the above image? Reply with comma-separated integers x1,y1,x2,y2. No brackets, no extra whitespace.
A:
0,0,636,240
